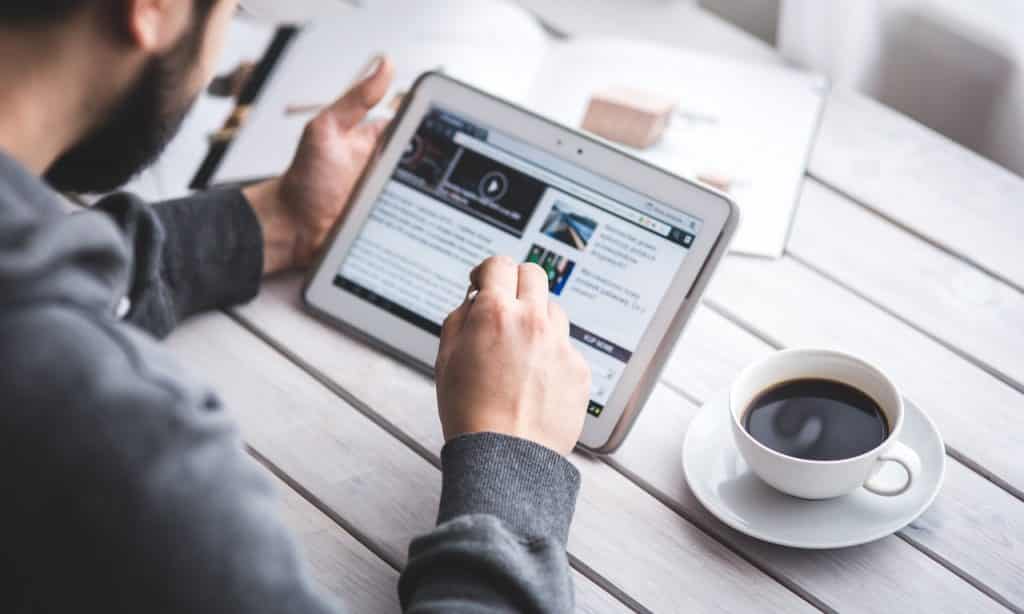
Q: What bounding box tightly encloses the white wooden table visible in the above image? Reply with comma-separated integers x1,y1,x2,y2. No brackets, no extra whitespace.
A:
166,3,1024,612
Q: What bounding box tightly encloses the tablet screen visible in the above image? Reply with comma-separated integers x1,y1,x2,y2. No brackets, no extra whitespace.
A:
334,107,702,417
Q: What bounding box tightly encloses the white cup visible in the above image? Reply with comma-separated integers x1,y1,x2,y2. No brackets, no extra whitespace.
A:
730,348,922,500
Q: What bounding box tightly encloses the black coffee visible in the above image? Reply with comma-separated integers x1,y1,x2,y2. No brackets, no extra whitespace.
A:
743,378,889,461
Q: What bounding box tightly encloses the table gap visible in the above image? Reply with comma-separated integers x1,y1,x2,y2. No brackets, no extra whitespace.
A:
894,533,1023,614
599,454,836,614
531,13,570,40
268,470,401,612
785,251,1024,396
658,378,702,408
246,444,403,572
229,311,442,470
806,173,1024,297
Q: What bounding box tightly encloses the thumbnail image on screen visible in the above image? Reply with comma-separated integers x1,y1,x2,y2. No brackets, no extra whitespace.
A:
541,201,598,250
524,244,576,295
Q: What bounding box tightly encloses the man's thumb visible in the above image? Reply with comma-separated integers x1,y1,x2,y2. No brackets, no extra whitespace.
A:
322,55,394,131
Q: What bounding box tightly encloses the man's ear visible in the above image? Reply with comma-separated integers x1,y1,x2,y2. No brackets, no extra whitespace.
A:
120,0,191,52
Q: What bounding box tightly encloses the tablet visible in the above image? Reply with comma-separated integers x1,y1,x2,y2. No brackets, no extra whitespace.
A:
304,73,738,453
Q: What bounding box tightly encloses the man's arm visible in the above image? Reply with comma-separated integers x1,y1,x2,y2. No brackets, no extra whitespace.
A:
399,257,592,612
92,56,394,340
92,188,263,338
400,434,579,612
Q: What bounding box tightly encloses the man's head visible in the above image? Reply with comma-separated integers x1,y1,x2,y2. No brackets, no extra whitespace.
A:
0,0,238,193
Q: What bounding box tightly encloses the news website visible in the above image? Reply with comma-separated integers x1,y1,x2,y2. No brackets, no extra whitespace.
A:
336,108,702,417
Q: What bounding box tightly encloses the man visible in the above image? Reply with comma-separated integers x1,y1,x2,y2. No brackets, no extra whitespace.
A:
0,1,592,612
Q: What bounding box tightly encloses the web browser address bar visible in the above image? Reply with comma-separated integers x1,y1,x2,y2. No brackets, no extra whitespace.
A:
453,132,672,237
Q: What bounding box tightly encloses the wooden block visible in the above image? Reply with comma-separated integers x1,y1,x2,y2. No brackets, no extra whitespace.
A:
582,87,675,149
697,172,734,193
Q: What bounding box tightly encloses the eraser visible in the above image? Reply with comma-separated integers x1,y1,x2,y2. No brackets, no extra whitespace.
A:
697,172,734,193
581,87,676,149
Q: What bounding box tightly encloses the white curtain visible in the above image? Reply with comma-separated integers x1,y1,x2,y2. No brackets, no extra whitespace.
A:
778,0,1024,177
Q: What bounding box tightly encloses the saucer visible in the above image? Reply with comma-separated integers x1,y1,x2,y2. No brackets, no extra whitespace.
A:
682,391,945,549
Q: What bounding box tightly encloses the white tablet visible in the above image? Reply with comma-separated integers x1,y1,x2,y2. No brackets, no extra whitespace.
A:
305,72,738,453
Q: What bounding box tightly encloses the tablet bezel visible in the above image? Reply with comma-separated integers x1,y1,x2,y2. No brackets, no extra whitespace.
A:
304,72,738,453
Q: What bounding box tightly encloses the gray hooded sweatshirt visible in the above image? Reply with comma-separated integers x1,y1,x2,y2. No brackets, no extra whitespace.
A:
0,149,580,613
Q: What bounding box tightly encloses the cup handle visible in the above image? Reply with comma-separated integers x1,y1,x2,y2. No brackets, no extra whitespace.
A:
863,441,921,496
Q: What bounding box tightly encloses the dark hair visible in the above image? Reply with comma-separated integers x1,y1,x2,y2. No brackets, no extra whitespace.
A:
0,0,216,25
0,1,89,23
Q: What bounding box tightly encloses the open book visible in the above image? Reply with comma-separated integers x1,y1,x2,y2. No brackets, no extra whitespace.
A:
212,0,827,257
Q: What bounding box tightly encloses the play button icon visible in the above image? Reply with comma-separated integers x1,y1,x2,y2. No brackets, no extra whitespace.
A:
478,171,509,201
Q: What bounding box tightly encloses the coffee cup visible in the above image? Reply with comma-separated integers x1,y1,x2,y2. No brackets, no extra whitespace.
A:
729,348,922,500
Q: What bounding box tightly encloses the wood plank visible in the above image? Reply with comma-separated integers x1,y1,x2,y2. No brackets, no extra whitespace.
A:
232,276,820,614
787,179,1024,389
166,312,624,614
613,384,1010,614
809,90,1024,290
273,474,400,613
704,255,1024,498
663,307,775,403
662,307,1024,611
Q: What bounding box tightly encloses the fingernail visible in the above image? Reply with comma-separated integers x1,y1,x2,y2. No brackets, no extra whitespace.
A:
361,54,383,81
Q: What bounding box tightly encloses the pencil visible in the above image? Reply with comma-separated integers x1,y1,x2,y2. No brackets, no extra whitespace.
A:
284,102,325,116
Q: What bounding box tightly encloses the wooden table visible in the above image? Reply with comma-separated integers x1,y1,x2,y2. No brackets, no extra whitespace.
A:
166,3,1024,612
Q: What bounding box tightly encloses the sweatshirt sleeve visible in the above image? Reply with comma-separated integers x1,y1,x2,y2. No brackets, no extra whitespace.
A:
399,433,581,613
93,188,264,338
0,258,339,612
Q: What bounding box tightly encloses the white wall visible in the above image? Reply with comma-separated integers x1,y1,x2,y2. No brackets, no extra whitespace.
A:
779,0,1024,177
699,0,780,44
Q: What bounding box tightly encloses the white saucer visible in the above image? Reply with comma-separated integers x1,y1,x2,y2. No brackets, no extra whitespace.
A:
682,391,945,549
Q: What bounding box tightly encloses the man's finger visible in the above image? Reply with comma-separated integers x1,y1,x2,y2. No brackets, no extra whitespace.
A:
322,55,394,132
470,256,518,299
517,262,550,305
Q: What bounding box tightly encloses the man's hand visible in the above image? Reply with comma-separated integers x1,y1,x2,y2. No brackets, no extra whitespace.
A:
244,55,395,275
435,257,591,456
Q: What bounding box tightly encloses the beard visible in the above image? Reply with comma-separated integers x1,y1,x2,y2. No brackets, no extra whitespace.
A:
44,21,205,194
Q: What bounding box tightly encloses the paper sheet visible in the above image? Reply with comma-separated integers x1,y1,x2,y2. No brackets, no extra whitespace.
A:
527,39,828,257
213,0,549,185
